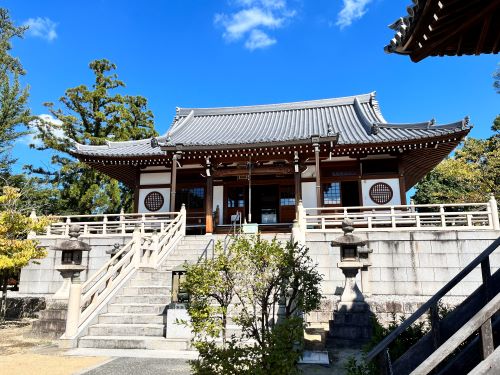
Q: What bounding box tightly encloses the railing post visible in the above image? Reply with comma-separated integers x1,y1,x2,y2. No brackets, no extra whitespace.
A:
132,227,142,266
103,216,108,235
65,217,71,236
120,208,126,234
65,278,82,339
430,303,441,350
28,210,37,238
180,204,187,235
440,205,446,228
480,255,494,358
297,200,306,234
292,220,306,246
390,206,396,228
149,231,159,268
141,214,146,234
489,194,499,230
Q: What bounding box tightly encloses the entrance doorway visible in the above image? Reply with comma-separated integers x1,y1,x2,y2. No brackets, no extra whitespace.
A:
251,185,279,224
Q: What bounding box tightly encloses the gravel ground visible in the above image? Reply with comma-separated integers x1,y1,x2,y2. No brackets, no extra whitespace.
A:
0,319,108,375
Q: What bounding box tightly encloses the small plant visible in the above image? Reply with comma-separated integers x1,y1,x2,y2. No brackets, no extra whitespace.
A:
345,303,457,373
182,235,323,374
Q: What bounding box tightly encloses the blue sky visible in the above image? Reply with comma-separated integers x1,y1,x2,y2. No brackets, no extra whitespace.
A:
6,0,500,172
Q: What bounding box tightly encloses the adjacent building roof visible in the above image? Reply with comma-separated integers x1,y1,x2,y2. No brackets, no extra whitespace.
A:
386,0,500,62
73,92,469,158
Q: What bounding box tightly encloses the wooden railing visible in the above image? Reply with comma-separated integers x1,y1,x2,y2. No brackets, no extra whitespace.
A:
63,206,186,340
300,195,500,232
36,211,178,237
366,236,500,374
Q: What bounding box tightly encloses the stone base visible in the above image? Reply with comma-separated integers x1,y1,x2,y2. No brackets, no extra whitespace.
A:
166,305,191,339
328,302,372,348
30,302,67,339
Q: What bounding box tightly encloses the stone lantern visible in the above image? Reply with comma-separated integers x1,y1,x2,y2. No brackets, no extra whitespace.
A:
51,225,91,301
31,224,91,339
331,218,367,306
328,218,372,345
171,263,189,305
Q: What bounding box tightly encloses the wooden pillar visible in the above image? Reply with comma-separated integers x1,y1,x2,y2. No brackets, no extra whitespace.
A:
314,143,321,207
398,158,407,205
205,158,213,234
294,151,302,206
170,153,178,211
133,169,140,213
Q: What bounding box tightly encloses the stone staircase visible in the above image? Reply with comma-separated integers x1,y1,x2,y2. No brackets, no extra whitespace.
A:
75,234,291,350
76,235,215,350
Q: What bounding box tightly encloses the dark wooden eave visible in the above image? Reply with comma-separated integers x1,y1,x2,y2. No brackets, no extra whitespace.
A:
386,0,500,62
73,129,470,192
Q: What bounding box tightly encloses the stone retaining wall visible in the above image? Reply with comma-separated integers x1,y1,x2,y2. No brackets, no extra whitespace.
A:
19,236,131,295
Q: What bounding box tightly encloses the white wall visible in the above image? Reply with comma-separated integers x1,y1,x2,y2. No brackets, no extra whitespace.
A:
301,182,316,208
213,186,224,224
361,178,401,206
301,165,316,179
138,188,170,213
140,172,171,185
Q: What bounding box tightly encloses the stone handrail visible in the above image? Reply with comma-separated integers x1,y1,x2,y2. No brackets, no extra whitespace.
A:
299,195,499,232
37,211,178,237
62,206,186,341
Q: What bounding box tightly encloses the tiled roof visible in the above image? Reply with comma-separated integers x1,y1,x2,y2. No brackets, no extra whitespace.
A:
73,92,469,158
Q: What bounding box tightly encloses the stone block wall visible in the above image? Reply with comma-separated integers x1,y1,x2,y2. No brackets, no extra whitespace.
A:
305,229,499,326
19,235,131,295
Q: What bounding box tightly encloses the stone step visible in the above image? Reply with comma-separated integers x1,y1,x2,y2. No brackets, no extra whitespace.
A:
122,286,170,296
108,303,168,314
113,294,171,305
99,313,166,325
78,336,190,350
88,323,165,337
130,278,171,287
135,271,171,280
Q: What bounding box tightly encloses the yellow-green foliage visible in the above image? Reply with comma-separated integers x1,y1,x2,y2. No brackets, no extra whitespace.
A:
0,186,49,272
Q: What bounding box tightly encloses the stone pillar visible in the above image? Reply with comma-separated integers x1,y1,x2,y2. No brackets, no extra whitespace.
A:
64,279,82,339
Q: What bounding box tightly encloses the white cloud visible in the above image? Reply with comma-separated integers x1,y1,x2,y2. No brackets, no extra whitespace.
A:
245,29,277,50
21,114,65,147
23,17,58,41
336,0,372,29
215,0,295,50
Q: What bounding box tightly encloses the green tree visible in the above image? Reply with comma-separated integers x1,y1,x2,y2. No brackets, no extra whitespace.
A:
30,59,158,214
0,8,31,175
413,65,500,204
183,236,323,375
0,186,50,320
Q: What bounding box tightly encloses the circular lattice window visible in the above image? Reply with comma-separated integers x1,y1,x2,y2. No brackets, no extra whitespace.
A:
144,191,164,212
369,182,393,205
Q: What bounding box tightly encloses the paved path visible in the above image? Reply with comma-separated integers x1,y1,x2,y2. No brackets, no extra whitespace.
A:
81,357,191,375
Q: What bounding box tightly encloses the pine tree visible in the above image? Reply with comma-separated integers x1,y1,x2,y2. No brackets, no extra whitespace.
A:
30,59,158,214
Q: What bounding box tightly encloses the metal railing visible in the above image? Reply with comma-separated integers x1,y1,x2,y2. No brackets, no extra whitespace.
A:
300,195,500,232
366,236,500,374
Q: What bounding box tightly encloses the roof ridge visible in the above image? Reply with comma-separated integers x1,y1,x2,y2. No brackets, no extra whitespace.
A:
176,92,376,116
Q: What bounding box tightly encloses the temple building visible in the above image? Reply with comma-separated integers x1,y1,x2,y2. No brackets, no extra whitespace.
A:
71,92,470,234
